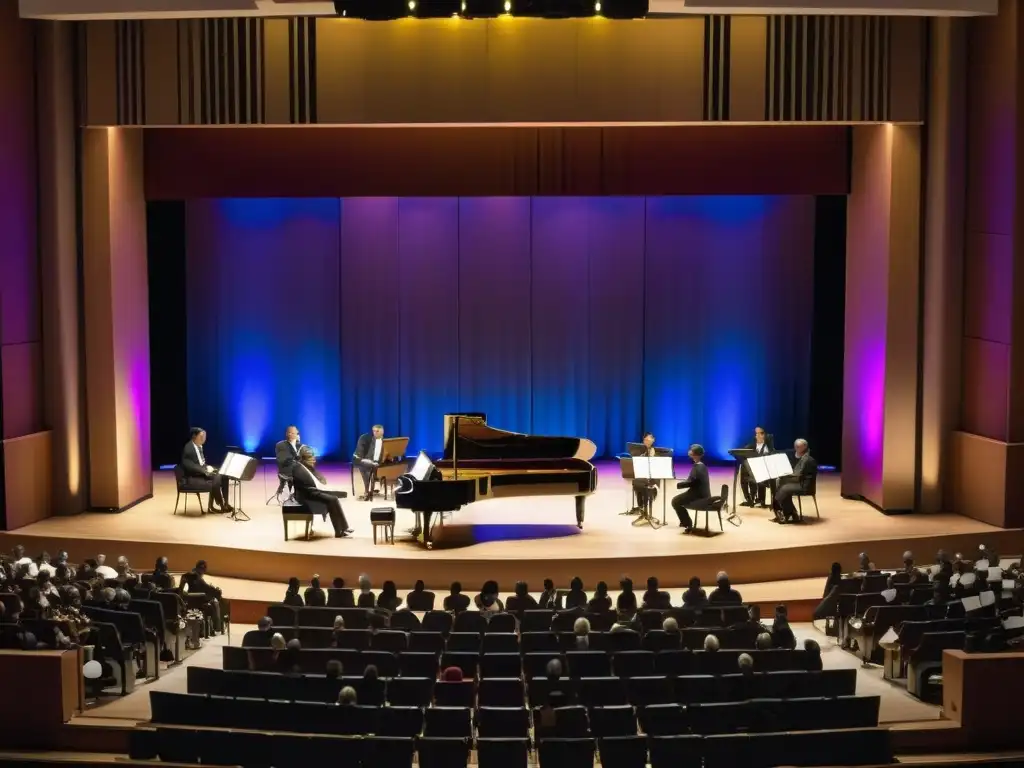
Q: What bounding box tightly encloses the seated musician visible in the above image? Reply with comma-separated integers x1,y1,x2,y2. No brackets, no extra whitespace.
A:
180,427,232,513
740,426,774,507
273,425,302,501
631,432,659,511
670,444,712,532
352,424,401,501
772,438,817,524
293,446,353,538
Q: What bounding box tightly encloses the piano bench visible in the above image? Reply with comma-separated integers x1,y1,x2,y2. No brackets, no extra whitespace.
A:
282,502,314,541
371,507,396,545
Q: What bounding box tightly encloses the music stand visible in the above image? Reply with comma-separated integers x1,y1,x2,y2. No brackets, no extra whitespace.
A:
630,455,674,529
219,452,258,522
727,448,758,523
619,457,642,516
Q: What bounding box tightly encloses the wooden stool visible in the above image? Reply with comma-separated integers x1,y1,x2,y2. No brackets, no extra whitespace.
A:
282,501,314,541
371,507,396,544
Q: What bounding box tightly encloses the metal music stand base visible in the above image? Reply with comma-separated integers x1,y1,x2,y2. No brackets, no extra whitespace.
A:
726,509,743,527
227,480,250,522
632,501,664,530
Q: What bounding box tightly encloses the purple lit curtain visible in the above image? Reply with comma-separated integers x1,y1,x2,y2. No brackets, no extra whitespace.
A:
186,196,815,460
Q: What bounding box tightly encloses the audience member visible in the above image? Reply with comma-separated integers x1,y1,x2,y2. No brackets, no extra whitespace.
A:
642,576,671,609
378,581,401,611
573,617,591,649
95,555,117,580
243,617,275,647
304,575,326,607
731,604,767,633
441,666,463,682
152,557,175,590
703,634,720,652
338,686,357,705
662,616,680,637
565,576,587,610
283,577,304,607
330,616,346,647
771,605,797,649
332,577,345,589
475,581,504,613
326,659,343,680
507,581,538,612
823,562,842,597
539,579,557,609
856,552,877,573
755,632,773,650
804,638,823,670
357,574,375,608
682,576,707,607
709,572,742,604
617,577,637,614
37,552,56,577
444,582,470,612
587,581,612,613
737,653,754,675
405,580,435,611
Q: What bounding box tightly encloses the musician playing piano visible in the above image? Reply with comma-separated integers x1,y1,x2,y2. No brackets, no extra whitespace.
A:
631,432,659,512
352,424,401,501
740,426,775,507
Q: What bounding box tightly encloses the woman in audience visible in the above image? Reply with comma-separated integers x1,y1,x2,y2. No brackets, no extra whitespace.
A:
283,577,304,607
325,659,343,680
771,605,797,649
444,582,470,612
332,577,346,589
361,664,384,705
304,575,326,607
330,615,346,647
565,576,587,610
617,578,637,615
357,574,375,608
682,576,707,607
573,617,591,649
474,581,503,613
587,582,612,613
280,638,302,674
803,638,823,670
378,580,401,611
539,579,557,610
507,581,538,612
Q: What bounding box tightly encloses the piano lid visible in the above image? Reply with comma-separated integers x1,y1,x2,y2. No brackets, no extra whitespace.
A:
442,413,597,463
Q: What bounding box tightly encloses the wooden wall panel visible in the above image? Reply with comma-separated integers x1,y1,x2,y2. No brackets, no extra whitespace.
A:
3,432,52,531
143,125,850,199
80,15,923,126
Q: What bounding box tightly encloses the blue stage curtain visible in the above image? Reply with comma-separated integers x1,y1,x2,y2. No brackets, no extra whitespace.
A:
185,196,815,460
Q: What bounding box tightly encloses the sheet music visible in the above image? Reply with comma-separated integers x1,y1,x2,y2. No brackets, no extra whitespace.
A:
746,457,771,485
218,452,251,480
975,559,990,571
979,591,996,607
765,453,793,478
988,567,1003,582
878,627,899,647
881,588,897,603
960,572,977,588
630,455,673,480
1003,616,1024,630
961,595,982,613
1003,579,1016,591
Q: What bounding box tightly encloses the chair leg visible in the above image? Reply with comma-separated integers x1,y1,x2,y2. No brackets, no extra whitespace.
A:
174,492,180,515
284,520,289,541
813,494,820,518
796,496,803,522
198,493,206,515
718,508,723,531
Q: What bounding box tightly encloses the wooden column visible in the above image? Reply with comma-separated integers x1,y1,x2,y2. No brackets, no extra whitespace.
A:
81,127,153,511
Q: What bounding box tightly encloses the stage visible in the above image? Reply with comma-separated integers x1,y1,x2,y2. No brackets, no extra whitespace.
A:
1,462,1019,591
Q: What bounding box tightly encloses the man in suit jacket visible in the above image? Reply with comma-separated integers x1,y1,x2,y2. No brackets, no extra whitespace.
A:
671,444,712,532
352,424,386,501
274,425,302,501
293,446,352,538
740,426,775,507
180,427,231,512
773,439,818,523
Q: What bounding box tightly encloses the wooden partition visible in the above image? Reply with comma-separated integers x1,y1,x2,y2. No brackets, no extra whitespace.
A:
79,15,925,126
0,649,83,747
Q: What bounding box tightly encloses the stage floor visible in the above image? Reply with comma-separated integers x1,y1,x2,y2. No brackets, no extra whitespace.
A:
2,462,1020,589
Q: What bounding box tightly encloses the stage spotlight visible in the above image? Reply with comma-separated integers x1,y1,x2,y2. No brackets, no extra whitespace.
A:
599,0,648,17
415,0,462,16
333,0,410,19
460,0,505,16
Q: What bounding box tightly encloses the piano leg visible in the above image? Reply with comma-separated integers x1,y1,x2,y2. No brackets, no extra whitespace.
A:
575,496,585,529
423,510,435,550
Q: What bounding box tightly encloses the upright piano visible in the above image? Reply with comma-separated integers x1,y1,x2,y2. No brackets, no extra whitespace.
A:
395,413,598,548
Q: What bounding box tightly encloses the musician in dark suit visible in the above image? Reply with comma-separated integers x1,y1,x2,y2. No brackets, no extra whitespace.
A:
274,425,302,500
773,439,818,523
180,427,231,512
293,446,353,538
740,426,775,507
353,424,401,501
671,444,712,532
631,432,658,511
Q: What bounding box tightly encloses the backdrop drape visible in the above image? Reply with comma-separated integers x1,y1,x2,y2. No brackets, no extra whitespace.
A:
186,196,815,460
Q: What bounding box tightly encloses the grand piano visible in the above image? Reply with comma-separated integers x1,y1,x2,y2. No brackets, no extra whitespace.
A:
395,413,598,549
